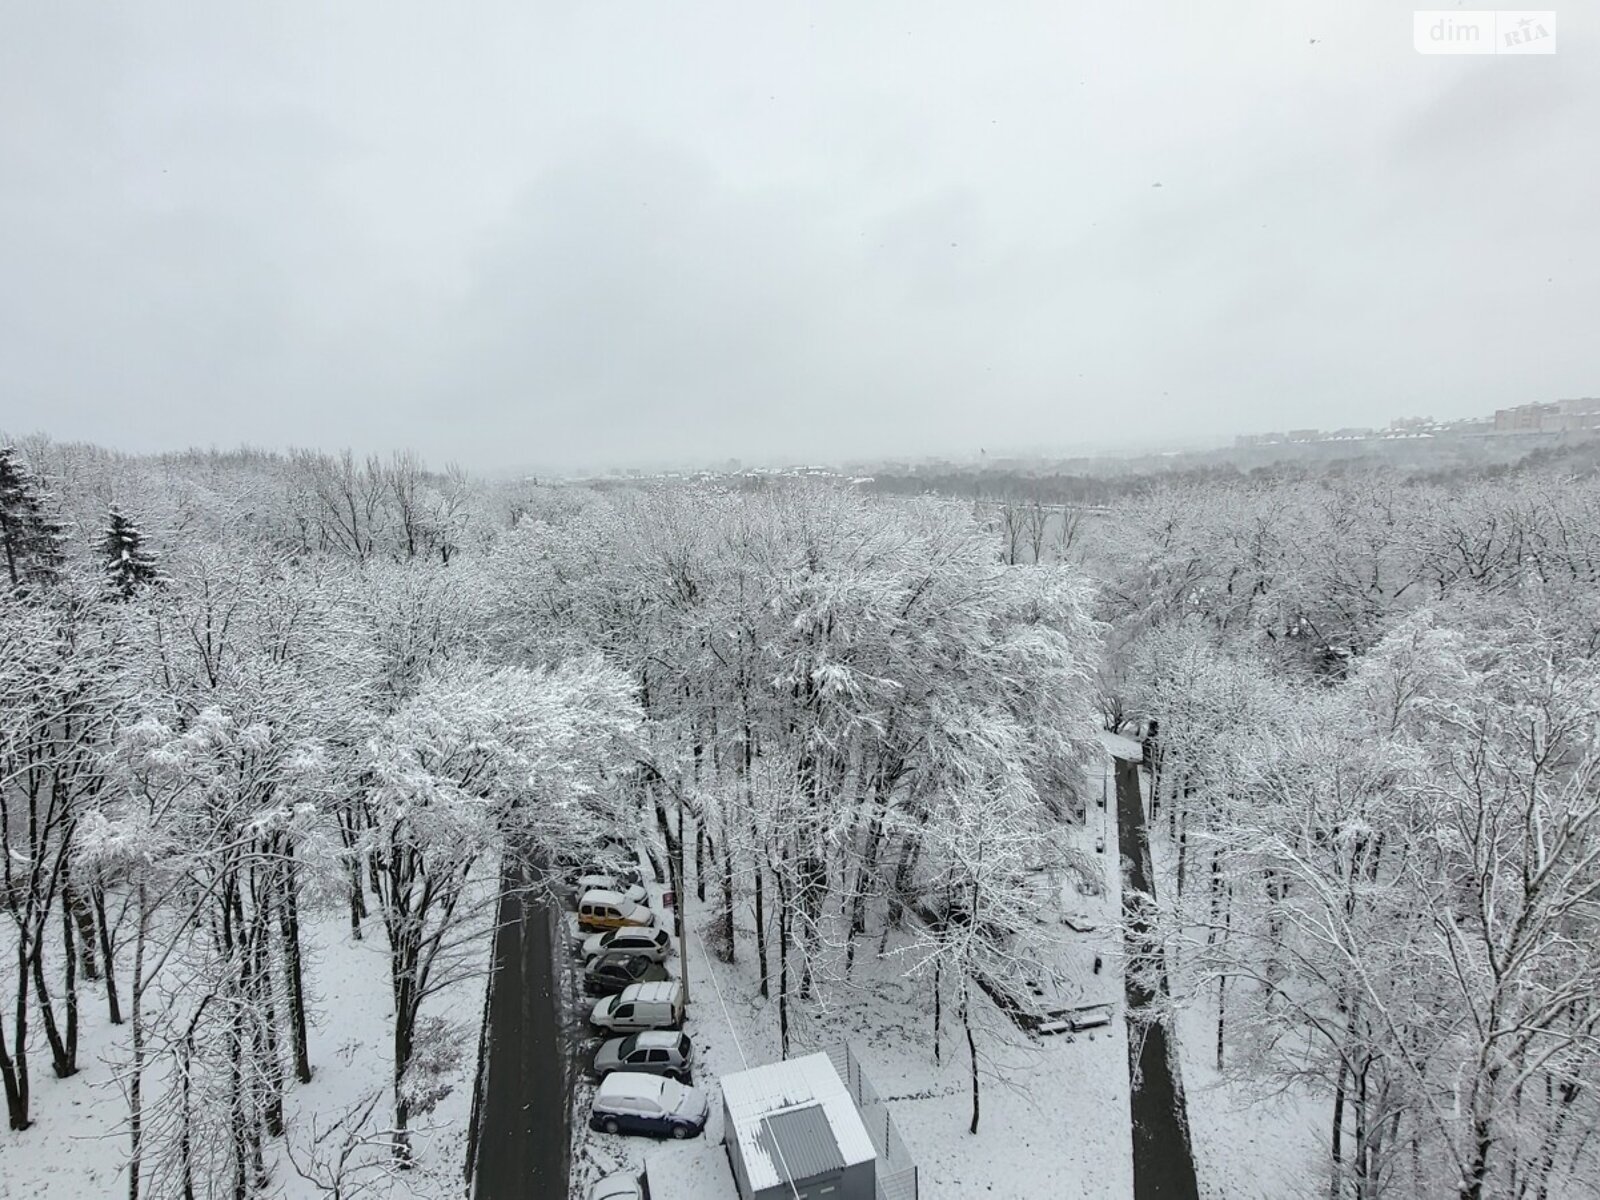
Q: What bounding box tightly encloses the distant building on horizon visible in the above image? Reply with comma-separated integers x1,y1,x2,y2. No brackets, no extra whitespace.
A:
1493,398,1600,434
1231,398,1595,449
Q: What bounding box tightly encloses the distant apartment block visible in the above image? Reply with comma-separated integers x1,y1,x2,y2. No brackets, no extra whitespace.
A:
1234,399,1597,448
1494,398,1600,434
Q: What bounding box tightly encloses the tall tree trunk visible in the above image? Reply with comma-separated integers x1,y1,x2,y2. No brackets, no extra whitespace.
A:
229,998,249,1200
253,906,286,1140
61,895,79,1073
94,884,123,1025
1354,1061,1369,1200
392,976,416,1166
674,807,688,946
694,825,706,903
1210,863,1228,1070
348,857,367,940
1331,1060,1347,1200
776,869,790,1058
963,986,980,1135
178,1036,196,1200
1530,1077,1579,1200
717,830,737,964
1175,815,1189,899
845,783,892,975
1460,1119,1493,1200
0,946,27,1129
1458,1063,1502,1200
30,937,74,1077
753,849,768,999
128,884,148,1200
278,842,313,1083
67,884,99,980
339,805,368,939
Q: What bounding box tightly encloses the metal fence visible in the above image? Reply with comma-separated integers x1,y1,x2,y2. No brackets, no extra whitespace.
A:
818,1043,919,1200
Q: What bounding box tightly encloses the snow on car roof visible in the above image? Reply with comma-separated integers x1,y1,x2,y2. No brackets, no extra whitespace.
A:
631,1030,683,1049
598,1072,671,1101
579,888,632,907
617,980,680,1003
596,926,660,941
720,1052,875,1191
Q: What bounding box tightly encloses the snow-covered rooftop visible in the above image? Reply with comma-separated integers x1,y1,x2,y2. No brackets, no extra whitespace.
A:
720,1052,876,1192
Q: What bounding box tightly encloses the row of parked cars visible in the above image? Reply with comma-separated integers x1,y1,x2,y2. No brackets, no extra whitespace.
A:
569,864,712,1168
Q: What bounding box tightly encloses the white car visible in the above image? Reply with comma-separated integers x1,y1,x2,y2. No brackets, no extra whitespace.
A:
582,925,673,962
587,1172,645,1200
576,874,647,905
589,980,684,1033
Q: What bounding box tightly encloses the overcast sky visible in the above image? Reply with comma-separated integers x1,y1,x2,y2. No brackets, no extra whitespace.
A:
1,3,1594,471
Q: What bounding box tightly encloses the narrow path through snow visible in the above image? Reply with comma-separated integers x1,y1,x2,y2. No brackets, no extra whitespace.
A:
1116,755,1202,1200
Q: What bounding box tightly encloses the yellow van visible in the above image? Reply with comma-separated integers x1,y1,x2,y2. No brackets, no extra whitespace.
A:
578,889,655,932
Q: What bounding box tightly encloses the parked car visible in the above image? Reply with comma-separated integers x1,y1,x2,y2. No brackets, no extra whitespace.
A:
577,889,655,932
593,1031,693,1082
586,1173,646,1200
583,953,671,996
576,873,647,905
582,926,673,963
588,1072,709,1140
590,980,684,1033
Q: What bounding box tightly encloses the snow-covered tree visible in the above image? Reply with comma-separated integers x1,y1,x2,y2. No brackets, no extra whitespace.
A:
363,655,639,1159
0,445,68,593
101,506,161,599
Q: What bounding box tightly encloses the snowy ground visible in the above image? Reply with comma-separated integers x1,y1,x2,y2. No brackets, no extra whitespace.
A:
0,902,489,1200
570,747,1136,1200
4,742,1322,1200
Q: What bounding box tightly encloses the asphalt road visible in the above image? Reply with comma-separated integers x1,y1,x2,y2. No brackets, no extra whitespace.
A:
1116,755,1201,1200
471,861,581,1200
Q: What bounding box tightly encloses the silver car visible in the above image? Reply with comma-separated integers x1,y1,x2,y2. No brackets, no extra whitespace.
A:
582,925,672,962
593,1030,693,1082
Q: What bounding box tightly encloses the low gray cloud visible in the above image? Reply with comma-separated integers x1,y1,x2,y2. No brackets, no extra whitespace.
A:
2,2,1594,470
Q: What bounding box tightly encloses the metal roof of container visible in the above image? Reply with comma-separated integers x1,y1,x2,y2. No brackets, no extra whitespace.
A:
720,1052,875,1191
758,1104,845,1181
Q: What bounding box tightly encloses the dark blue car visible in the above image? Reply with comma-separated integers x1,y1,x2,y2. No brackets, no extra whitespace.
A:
588,1072,710,1140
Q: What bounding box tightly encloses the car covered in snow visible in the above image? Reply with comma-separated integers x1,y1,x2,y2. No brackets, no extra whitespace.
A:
577,889,655,932
593,1030,693,1082
582,925,673,962
575,873,647,905
588,1072,709,1140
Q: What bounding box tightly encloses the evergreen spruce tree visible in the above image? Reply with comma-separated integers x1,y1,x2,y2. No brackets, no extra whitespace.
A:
101,505,160,599
0,445,67,592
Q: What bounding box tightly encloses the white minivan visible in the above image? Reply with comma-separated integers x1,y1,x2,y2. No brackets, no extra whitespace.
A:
589,980,684,1033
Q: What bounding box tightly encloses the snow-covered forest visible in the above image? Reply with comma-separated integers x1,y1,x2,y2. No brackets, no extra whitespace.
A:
4,438,1599,1200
